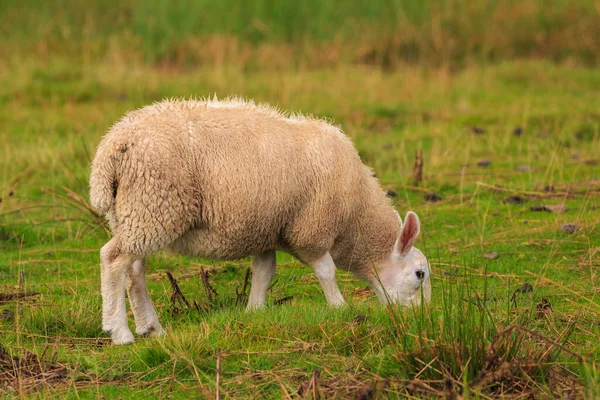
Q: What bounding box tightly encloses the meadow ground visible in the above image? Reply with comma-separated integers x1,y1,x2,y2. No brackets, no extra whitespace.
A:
1,1,600,398
1,58,598,399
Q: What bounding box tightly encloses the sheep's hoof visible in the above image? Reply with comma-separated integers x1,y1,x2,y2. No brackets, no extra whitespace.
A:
111,328,135,345
137,323,165,338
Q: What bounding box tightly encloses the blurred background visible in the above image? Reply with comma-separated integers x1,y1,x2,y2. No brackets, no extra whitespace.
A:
2,0,599,70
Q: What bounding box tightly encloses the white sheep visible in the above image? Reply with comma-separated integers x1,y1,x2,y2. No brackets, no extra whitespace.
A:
90,98,431,345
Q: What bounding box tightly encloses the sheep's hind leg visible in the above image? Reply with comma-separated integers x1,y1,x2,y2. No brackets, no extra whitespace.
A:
127,259,165,337
247,250,276,309
100,239,135,345
310,252,345,307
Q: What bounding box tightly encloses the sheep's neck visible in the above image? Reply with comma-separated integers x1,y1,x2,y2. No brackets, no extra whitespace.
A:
331,191,399,277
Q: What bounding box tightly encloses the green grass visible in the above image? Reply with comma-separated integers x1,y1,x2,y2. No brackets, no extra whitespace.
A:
1,0,599,67
1,3,600,396
1,58,598,398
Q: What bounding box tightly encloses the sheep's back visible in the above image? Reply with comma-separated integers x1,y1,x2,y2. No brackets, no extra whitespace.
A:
104,101,368,259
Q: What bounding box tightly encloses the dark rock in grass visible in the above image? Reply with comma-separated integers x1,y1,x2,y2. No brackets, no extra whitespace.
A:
385,189,397,198
544,185,555,192
513,126,523,136
483,251,499,260
505,195,524,204
530,204,568,214
585,159,599,166
471,126,485,135
561,223,578,234
8,191,13,197
477,159,492,167
424,192,442,202
353,315,367,324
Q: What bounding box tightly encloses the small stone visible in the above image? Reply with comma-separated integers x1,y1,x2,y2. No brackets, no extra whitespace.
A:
424,192,442,202
483,251,499,260
505,195,524,204
353,315,367,324
8,191,14,197
561,223,578,234
530,205,544,212
513,126,523,136
385,189,397,198
477,159,492,167
472,126,485,135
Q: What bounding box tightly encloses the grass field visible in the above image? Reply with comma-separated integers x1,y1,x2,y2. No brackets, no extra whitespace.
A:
1,1,600,398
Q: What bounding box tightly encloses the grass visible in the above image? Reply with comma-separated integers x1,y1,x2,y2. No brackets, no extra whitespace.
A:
1,58,598,398
1,0,599,68
1,1,600,397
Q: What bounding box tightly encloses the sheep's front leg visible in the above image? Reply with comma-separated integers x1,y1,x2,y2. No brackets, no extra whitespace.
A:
247,250,276,309
126,259,165,337
310,252,345,307
100,239,135,345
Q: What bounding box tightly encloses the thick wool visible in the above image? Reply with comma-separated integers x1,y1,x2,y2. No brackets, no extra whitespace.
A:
90,98,400,278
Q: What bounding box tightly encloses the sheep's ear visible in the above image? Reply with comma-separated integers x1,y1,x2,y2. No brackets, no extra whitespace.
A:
397,211,420,256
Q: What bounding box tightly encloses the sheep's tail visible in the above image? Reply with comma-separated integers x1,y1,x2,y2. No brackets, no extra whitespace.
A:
89,143,119,216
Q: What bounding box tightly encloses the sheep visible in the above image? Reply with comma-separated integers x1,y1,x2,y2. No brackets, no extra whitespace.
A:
90,98,431,345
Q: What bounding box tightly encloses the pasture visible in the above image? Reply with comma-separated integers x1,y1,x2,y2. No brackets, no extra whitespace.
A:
1,1,599,398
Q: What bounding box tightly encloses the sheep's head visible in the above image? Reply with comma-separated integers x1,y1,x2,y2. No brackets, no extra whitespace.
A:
370,211,431,306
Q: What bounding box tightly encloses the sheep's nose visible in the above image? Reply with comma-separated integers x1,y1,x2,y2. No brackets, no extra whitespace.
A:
415,270,425,280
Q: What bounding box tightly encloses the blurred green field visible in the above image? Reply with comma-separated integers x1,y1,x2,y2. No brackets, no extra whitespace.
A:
1,1,600,398
1,0,599,67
